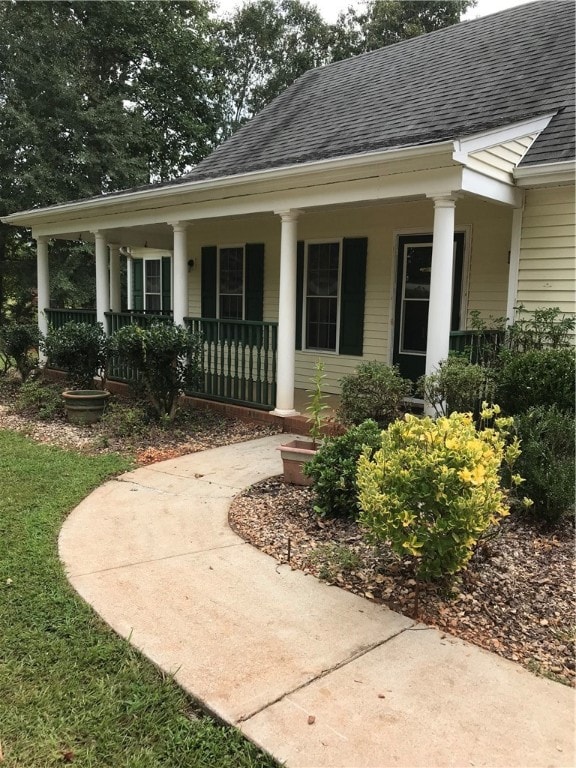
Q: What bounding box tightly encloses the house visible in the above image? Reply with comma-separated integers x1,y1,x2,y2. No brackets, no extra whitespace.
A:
3,0,574,416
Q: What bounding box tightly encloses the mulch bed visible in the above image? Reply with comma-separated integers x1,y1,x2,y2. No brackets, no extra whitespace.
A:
230,476,575,687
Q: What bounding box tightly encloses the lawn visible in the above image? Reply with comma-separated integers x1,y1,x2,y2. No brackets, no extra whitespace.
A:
0,430,277,767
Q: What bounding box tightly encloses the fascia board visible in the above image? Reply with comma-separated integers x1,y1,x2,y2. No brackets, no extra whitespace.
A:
461,167,523,207
514,161,575,186
27,166,465,239
1,141,455,227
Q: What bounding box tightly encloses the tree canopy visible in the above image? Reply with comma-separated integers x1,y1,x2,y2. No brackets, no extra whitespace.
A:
0,0,474,319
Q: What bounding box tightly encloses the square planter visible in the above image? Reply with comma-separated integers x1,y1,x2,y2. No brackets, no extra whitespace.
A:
277,439,317,486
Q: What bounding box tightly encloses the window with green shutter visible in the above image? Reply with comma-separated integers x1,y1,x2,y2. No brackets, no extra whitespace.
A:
131,257,172,312
299,237,367,355
201,243,264,321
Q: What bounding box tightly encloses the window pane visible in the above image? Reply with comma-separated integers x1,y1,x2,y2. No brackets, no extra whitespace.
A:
220,294,243,320
146,294,162,311
220,247,244,295
404,246,432,299
305,242,339,351
145,259,161,294
402,300,429,353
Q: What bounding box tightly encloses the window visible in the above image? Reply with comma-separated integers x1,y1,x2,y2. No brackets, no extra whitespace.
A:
305,241,340,351
219,246,244,320
144,259,162,311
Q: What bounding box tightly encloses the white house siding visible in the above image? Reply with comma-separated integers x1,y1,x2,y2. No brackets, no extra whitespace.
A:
516,185,576,317
184,198,512,395
467,134,537,183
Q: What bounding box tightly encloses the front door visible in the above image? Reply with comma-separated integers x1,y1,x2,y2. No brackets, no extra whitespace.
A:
393,233,464,382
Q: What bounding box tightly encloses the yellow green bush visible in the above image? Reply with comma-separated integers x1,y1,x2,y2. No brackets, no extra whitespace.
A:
357,406,523,581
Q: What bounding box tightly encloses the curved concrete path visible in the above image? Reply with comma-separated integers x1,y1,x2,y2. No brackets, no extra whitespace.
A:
59,435,575,768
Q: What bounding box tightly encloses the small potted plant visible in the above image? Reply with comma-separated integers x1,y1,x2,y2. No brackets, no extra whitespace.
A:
278,360,329,485
42,321,110,424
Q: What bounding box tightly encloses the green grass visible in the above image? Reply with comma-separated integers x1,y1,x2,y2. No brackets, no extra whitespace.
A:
0,430,277,767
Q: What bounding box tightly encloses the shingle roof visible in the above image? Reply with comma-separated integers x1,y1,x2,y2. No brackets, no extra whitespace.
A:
186,0,574,182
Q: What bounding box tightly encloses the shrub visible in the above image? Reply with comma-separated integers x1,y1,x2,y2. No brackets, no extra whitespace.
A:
304,419,382,518
514,406,575,525
99,401,149,438
496,347,575,414
306,360,330,447
0,323,40,381
357,408,521,581
42,322,108,389
506,305,575,351
15,379,64,420
337,361,412,428
418,356,496,418
110,322,203,419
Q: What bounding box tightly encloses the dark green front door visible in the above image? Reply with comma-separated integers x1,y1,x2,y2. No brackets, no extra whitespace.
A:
393,233,464,382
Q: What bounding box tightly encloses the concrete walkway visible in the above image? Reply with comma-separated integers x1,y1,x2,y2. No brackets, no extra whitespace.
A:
59,435,575,768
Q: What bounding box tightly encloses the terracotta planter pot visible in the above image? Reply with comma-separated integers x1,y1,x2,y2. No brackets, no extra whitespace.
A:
277,439,317,486
62,389,110,425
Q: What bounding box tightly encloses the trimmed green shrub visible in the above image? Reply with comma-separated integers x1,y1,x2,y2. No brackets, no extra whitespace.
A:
506,305,575,351
0,323,40,381
337,361,412,428
99,401,149,438
514,406,575,525
496,347,575,414
110,322,203,419
42,321,108,389
357,409,521,581
418,356,496,418
304,419,382,518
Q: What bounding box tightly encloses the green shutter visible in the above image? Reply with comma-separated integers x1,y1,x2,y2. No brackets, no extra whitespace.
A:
295,241,304,350
161,256,172,313
201,246,217,318
132,259,143,311
339,237,367,356
244,243,264,321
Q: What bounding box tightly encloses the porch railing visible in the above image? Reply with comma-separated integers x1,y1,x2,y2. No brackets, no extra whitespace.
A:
184,317,278,411
45,308,97,328
449,329,505,365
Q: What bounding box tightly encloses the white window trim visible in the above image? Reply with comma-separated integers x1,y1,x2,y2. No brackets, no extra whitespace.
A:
399,240,433,357
143,257,163,312
302,238,343,355
216,244,246,321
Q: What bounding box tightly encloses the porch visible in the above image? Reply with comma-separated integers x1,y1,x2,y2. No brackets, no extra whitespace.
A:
44,307,498,414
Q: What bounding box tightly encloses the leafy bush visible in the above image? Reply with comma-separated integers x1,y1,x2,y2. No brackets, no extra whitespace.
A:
304,419,382,518
0,323,40,381
514,406,575,525
337,361,412,428
357,408,521,581
42,322,108,389
506,305,575,351
418,356,496,418
110,322,203,419
15,379,64,420
496,348,575,414
99,401,149,438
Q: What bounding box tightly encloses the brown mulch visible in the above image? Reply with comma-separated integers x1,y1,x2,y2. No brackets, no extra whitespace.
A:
230,476,575,687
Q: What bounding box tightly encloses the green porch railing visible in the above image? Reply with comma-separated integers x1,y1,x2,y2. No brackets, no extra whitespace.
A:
45,308,97,328
184,317,278,411
449,329,504,364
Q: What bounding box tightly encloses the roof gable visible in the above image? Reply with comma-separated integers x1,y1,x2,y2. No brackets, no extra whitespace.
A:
188,0,574,181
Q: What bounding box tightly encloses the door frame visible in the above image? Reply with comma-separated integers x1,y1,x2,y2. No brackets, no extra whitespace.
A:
391,229,469,381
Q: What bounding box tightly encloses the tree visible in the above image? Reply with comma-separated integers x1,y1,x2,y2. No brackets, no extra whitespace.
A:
330,1,475,61
0,0,221,317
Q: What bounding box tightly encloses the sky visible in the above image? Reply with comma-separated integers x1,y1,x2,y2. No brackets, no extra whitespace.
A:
216,0,538,22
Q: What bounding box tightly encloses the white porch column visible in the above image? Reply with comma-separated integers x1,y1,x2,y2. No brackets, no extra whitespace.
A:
109,244,121,312
272,209,301,417
424,196,457,414
172,222,189,326
93,231,109,330
35,235,49,363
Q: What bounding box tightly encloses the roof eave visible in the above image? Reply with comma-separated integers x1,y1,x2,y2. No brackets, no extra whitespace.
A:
1,141,455,227
514,160,575,186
